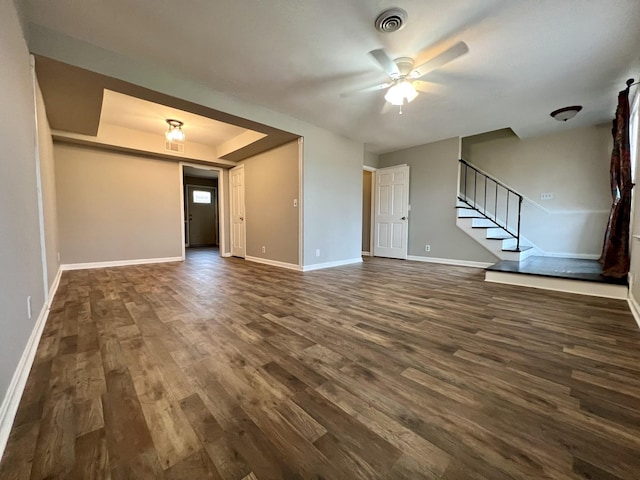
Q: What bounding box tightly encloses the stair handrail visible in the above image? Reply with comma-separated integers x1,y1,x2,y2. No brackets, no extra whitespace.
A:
458,158,523,251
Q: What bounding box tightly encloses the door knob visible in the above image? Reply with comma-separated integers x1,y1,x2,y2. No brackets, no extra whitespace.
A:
240,217,244,221
401,216,407,220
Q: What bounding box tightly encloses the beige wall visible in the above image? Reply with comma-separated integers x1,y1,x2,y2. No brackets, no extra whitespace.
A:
0,0,47,427
362,170,372,253
379,137,498,263
304,132,363,265
364,151,379,168
463,125,612,255
55,143,183,264
243,141,299,265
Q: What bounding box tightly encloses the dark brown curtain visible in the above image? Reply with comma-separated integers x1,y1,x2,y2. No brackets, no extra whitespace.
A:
599,86,633,278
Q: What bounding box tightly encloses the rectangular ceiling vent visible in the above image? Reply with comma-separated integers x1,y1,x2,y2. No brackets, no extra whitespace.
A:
165,141,184,154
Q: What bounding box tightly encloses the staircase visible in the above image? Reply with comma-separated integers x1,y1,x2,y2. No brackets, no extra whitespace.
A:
455,159,627,299
456,159,535,262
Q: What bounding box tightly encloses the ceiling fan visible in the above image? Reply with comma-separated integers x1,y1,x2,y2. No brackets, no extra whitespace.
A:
343,41,469,113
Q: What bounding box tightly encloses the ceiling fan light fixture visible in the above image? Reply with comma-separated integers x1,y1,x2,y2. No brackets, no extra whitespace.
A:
550,105,582,122
385,80,418,106
165,119,185,142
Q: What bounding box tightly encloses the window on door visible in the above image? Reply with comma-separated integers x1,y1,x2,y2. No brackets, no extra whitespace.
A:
193,190,212,204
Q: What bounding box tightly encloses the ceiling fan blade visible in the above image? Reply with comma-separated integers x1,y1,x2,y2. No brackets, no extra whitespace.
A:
369,49,399,76
412,41,469,79
412,80,446,94
340,81,393,98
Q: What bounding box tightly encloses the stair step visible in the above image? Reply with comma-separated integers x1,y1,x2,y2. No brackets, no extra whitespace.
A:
457,216,534,262
457,210,484,218
456,198,475,208
486,227,510,237
502,245,533,253
487,234,512,240
485,270,627,299
471,218,498,228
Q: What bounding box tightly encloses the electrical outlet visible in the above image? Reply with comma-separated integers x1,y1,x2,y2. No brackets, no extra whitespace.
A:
315,249,320,257
425,245,431,252
540,192,554,200
261,246,266,253
293,199,298,207
27,296,32,319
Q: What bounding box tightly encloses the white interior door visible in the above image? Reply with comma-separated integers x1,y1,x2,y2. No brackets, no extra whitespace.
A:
374,165,410,259
230,165,246,258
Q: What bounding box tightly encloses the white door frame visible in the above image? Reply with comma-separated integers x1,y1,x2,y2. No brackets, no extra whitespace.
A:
180,163,226,260
363,165,376,255
298,138,304,267
373,164,410,259
230,164,247,258
30,56,49,299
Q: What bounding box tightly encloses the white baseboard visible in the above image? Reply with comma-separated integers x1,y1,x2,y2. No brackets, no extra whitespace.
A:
485,270,628,300
246,256,363,272
61,256,183,271
407,255,493,269
47,266,62,309
0,265,62,461
362,251,371,256
245,256,302,271
627,293,640,330
302,257,363,272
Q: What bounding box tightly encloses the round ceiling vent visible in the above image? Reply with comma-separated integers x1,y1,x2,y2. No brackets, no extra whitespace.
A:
375,8,408,33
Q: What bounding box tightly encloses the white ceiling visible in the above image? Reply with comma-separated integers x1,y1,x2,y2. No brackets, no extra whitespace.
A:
101,90,252,147
25,0,640,154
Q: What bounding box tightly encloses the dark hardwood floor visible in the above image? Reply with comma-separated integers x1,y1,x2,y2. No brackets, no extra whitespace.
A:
1,249,640,479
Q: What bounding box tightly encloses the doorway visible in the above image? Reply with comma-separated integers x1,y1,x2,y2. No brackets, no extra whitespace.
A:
230,164,246,258
186,184,218,247
181,164,225,258
372,164,410,259
362,167,375,256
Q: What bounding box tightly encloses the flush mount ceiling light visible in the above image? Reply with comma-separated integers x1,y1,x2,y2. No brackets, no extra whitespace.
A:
550,105,582,122
165,119,185,142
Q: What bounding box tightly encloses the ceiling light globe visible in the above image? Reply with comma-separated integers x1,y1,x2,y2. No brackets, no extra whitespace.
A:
171,128,185,142
384,85,405,106
384,80,418,106
397,80,418,103
165,119,185,142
